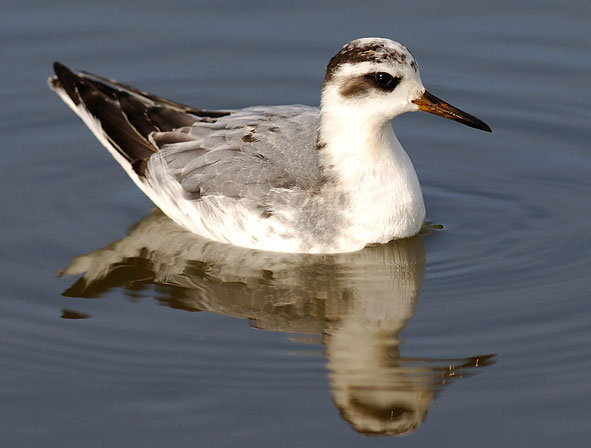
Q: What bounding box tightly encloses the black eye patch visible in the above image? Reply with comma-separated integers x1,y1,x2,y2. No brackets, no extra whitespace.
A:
339,72,403,98
366,72,401,92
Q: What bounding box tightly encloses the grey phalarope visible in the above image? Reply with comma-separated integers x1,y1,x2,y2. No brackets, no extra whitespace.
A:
49,38,491,254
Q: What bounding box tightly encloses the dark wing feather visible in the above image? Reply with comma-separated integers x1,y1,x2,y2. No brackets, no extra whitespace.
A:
117,91,157,138
75,81,156,164
50,62,230,176
51,62,321,213
146,106,200,131
79,69,230,118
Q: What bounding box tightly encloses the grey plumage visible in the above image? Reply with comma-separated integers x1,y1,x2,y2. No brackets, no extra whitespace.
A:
161,106,322,207
51,62,324,213
51,37,477,253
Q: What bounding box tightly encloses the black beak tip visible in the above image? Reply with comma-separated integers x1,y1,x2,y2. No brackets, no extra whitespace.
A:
463,114,492,133
475,120,492,133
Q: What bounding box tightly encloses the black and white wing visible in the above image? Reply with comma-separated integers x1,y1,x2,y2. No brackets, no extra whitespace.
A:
49,62,321,210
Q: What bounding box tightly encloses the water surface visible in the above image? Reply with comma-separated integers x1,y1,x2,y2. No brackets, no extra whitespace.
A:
1,1,590,447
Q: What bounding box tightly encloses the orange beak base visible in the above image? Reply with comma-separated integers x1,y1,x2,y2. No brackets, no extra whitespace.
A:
412,90,491,132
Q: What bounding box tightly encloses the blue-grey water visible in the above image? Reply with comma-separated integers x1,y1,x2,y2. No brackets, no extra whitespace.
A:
1,0,590,446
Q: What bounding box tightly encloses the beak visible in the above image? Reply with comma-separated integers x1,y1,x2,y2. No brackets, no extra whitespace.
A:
412,90,491,132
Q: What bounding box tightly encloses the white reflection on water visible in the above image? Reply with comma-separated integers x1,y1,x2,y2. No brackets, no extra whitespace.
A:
60,209,494,436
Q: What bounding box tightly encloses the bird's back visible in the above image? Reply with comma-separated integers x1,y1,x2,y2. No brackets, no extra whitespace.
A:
49,63,333,252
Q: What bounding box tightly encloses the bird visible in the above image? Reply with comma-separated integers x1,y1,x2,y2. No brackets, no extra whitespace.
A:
49,37,491,254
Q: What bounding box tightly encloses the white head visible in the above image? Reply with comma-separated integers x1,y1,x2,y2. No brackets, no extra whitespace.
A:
319,38,491,141
321,38,424,122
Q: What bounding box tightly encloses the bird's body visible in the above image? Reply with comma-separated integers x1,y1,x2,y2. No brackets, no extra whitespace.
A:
49,38,490,254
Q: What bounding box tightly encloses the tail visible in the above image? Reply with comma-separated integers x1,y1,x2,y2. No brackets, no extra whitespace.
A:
48,62,228,176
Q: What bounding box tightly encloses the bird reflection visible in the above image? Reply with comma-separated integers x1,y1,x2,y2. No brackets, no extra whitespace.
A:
60,209,494,436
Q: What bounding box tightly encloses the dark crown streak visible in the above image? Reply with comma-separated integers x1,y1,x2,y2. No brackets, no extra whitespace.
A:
325,42,416,83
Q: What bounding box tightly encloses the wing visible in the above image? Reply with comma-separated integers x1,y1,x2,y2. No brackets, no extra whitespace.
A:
49,62,229,176
49,62,321,211
153,106,321,205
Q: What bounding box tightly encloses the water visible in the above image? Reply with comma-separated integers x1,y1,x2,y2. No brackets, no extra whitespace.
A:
1,0,590,446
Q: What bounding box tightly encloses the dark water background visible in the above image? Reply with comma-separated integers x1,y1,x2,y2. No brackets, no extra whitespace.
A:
1,0,590,446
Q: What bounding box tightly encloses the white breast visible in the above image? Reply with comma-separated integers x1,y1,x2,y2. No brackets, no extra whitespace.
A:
319,118,425,252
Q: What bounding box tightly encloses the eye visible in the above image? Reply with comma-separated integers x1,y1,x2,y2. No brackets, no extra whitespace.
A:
369,72,401,91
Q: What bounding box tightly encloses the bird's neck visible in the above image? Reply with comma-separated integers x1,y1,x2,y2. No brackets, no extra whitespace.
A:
317,105,412,185
317,103,426,242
